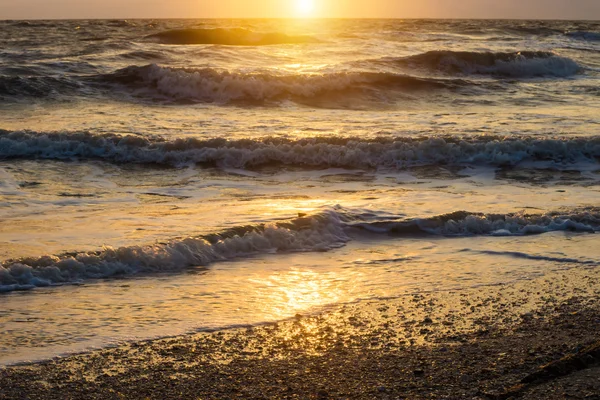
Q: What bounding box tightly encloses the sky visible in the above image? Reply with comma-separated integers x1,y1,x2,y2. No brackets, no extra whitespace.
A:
1,0,600,20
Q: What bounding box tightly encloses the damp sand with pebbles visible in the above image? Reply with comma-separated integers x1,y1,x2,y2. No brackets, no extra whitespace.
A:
2,265,600,399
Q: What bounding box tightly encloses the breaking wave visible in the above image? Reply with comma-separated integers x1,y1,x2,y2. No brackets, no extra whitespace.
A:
94,64,463,103
146,28,319,46
389,50,582,78
0,211,348,292
351,208,600,237
1,130,598,169
2,206,598,292
0,52,585,104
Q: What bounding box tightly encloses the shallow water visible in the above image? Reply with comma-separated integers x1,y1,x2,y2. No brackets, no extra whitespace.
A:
1,19,599,365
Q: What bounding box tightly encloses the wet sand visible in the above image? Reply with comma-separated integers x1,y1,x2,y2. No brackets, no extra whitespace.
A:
1,265,600,400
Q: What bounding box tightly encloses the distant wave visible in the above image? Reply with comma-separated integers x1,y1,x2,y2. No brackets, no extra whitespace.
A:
8,21,56,28
1,130,598,169
79,36,110,42
388,50,582,78
566,31,600,42
2,206,598,292
0,75,83,99
118,50,169,61
92,64,464,103
0,53,584,104
146,28,320,46
503,26,563,37
0,64,464,103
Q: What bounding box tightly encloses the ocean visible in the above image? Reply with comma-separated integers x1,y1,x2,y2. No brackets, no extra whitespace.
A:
0,19,599,365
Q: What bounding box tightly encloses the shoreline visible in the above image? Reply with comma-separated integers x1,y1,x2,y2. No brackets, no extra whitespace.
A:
2,265,600,399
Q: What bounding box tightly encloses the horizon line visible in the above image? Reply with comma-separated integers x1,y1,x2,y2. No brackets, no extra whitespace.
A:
1,17,599,21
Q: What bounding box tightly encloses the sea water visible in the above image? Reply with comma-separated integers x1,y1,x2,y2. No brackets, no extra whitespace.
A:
1,19,599,365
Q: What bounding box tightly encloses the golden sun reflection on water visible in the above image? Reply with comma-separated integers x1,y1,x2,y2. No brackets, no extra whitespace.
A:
249,268,345,320
262,199,332,216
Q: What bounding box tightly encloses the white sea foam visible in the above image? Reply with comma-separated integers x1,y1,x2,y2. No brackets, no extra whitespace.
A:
1,131,599,169
0,211,349,292
2,207,597,293
102,64,454,103
353,209,600,237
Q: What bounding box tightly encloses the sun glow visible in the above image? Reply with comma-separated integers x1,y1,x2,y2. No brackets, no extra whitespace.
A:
295,0,315,17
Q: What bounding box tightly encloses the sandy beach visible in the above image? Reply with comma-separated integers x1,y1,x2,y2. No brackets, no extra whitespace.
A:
2,264,599,400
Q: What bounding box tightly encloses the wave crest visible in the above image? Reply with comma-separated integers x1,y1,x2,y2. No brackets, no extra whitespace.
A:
1,130,599,169
0,75,83,99
94,64,459,103
0,211,348,292
352,208,600,237
146,28,319,46
391,50,582,78
566,31,600,42
2,206,598,292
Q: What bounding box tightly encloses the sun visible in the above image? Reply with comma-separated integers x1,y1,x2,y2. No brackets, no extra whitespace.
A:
295,0,315,16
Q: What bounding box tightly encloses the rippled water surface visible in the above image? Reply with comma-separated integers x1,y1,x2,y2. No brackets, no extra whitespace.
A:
1,19,599,365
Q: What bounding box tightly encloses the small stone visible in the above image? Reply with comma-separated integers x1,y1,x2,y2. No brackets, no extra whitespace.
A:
521,312,534,320
423,317,433,324
378,386,387,393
